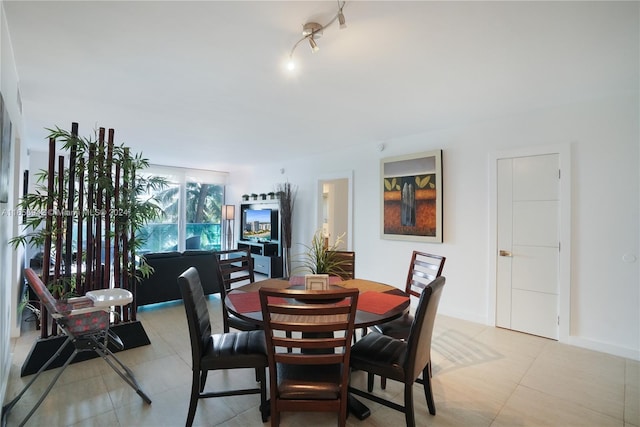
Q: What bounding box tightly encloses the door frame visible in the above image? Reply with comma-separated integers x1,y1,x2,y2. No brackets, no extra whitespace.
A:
316,170,354,250
488,144,571,343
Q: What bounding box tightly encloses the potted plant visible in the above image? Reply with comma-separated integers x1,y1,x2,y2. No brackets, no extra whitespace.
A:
11,123,167,374
267,191,276,200
259,193,267,200
242,194,249,201
298,230,347,276
251,193,258,200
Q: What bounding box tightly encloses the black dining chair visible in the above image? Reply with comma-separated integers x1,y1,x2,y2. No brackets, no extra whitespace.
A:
215,248,263,333
177,267,268,426
370,250,445,388
348,276,445,427
259,287,359,427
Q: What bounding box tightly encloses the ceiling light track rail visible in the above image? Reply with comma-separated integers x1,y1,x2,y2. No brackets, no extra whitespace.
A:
287,0,347,71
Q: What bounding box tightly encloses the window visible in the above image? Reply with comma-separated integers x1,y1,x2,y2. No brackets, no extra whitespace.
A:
137,166,228,254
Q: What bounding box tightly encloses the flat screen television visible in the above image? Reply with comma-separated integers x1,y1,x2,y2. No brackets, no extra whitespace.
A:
242,208,272,241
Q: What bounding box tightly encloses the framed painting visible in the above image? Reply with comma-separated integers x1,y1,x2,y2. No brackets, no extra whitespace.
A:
0,94,12,203
380,149,443,242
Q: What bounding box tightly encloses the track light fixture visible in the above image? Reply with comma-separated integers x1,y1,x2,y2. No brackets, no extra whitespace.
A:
287,0,347,71
308,36,319,53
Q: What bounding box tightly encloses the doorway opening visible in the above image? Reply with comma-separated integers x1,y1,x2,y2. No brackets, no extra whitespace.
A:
316,171,353,251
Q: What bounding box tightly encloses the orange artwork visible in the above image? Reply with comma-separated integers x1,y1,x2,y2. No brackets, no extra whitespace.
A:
381,151,442,242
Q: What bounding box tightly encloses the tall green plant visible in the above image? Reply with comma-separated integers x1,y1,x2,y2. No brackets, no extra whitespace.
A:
10,126,167,295
297,230,348,275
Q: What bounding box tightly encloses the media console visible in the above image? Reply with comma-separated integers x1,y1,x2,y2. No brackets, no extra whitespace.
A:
237,241,283,278
238,200,283,278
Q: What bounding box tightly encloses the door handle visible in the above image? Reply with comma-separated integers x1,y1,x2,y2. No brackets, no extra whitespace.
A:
499,250,512,257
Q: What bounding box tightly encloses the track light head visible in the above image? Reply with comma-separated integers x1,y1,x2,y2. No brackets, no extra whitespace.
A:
338,10,346,29
308,37,319,53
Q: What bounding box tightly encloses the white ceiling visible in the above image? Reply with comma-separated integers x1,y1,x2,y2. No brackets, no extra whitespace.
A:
4,1,638,172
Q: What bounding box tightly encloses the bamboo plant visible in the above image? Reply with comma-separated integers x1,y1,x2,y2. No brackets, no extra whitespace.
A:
11,123,166,337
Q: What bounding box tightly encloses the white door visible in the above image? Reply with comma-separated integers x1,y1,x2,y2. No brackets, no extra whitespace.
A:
496,154,560,339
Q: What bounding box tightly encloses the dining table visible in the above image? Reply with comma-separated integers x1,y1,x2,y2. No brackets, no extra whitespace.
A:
224,276,411,420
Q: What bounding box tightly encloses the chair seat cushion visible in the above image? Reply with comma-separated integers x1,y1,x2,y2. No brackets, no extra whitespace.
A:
277,363,342,400
350,332,407,382
202,330,267,370
370,313,413,339
63,310,110,334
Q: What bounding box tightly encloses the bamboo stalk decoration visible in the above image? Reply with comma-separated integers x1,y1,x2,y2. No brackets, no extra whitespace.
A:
52,156,65,336
76,157,84,295
277,182,297,278
39,138,56,339
64,122,77,285
11,122,165,339
128,154,135,322
113,163,121,295
86,142,96,291
94,128,105,291
104,130,114,291
121,148,130,322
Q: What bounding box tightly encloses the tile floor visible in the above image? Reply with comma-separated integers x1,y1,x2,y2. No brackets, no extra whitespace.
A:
4,294,639,427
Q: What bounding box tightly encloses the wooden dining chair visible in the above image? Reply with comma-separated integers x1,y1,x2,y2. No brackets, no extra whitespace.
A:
370,250,445,388
215,248,262,333
178,267,268,426
259,287,359,427
349,276,446,427
328,250,356,280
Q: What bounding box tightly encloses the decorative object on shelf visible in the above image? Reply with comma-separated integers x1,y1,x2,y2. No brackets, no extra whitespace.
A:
251,193,258,200
242,194,249,201
287,1,347,71
268,191,276,200
381,149,443,243
10,123,165,364
276,182,296,277
259,193,267,200
222,204,235,250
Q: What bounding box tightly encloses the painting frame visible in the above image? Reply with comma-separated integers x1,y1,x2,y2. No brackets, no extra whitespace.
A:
0,93,12,203
380,149,443,243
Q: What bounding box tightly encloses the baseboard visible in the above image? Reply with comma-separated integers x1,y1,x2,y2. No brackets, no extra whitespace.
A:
20,320,151,377
568,336,640,361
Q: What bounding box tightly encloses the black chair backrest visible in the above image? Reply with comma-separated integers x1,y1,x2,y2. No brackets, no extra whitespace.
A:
405,251,446,298
177,267,212,368
405,276,446,381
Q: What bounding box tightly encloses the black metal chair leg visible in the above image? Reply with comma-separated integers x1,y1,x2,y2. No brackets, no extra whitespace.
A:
3,339,76,427
92,341,152,404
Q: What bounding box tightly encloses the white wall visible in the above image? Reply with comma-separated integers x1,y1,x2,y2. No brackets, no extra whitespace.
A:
229,93,639,360
0,0,26,408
